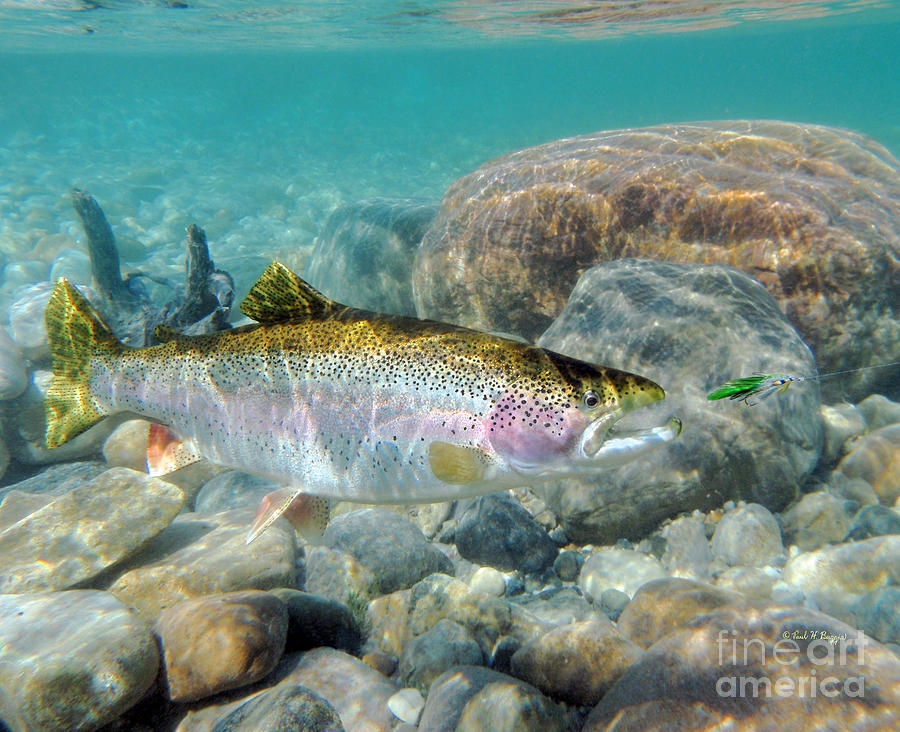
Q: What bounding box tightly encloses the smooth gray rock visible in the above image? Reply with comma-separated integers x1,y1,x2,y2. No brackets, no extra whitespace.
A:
455,495,558,574
212,684,344,732
615,578,742,649
781,490,855,550
579,547,666,601
820,402,867,465
847,504,900,541
0,460,106,501
661,515,713,580
552,549,583,582
0,490,53,532
303,545,378,605
270,588,362,655
419,665,574,732
194,470,282,514
387,687,425,726
275,648,399,732
468,566,506,597
834,423,900,505
323,508,452,595
710,503,784,567
305,197,438,317
7,281,53,351
828,472,880,506
0,590,159,732
858,394,900,431
0,468,184,594
714,566,779,602
1,260,46,294
398,619,484,693
102,419,151,472
853,587,900,645
512,587,602,627
600,588,630,620
419,666,511,732
49,247,91,286
367,573,552,662
783,535,900,622
537,260,821,543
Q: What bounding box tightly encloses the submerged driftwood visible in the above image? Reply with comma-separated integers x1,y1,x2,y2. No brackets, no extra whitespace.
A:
70,189,234,345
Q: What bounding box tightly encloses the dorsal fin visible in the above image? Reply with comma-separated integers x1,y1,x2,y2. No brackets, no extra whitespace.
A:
240,262,338,324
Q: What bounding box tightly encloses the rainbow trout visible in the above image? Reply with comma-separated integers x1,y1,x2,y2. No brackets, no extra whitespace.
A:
44,262,681,543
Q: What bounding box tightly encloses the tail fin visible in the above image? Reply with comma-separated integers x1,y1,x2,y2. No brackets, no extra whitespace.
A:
44,278,120,449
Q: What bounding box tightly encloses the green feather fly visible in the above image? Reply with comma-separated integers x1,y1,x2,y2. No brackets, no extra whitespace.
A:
707,373,804,406
709,360,900,407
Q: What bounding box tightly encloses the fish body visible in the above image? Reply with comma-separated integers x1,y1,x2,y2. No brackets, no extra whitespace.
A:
45,262,680,539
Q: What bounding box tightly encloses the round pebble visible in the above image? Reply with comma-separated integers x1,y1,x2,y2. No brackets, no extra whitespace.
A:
387,688,425,725
469,566,507,597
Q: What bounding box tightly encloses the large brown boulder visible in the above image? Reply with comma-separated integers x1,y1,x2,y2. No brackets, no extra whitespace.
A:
414,121,900,400
585,604,900,731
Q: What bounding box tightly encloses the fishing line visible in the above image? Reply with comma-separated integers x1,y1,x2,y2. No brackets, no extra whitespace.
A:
803,360,900,381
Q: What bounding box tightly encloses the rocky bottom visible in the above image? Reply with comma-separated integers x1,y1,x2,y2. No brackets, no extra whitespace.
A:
1,393,900,731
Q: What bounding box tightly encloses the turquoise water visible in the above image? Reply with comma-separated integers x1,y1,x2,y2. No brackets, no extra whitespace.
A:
0,3,900,227
2,5,899,283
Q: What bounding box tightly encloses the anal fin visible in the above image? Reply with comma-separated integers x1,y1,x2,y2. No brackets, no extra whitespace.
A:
146,423,204,476
246,487,331,545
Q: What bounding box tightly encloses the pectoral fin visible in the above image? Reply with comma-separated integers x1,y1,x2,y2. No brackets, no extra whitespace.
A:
428,442,492,485
146,423,204,476
246,487,331,545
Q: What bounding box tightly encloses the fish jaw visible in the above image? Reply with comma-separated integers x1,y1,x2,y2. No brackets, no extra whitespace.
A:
576,416,682,469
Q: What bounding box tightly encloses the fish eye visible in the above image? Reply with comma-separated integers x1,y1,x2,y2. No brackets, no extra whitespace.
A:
583,390,600,409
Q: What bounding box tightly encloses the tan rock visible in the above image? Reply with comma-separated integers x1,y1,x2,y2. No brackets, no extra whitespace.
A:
108,508,296,620
0,467,184,594
616,578,742,648
780,490,854,550
414,120,900,401
368,574,550,660
277,648,399,732
456,679,576,732
835,424,900,504
510,619,643,705
0,489,53,532
0,590,159,732
782,535,900,622
155,590,288,702
586,605,900,731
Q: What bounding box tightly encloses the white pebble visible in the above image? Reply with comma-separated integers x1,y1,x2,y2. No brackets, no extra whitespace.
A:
469,566,506,597
387,688,424,725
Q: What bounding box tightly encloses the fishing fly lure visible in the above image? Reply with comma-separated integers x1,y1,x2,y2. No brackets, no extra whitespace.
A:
707,374,804,406
708,362,900,406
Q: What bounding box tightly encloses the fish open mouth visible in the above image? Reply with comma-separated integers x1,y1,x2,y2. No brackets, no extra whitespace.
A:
578,415,682,466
